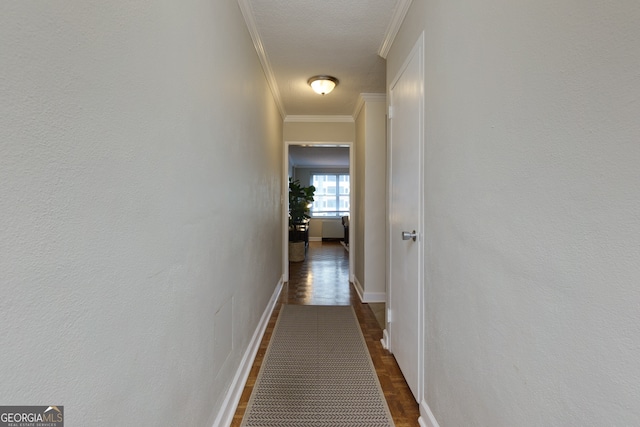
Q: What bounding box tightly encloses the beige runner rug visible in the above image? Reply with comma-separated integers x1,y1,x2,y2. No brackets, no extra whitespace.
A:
241,304,395,427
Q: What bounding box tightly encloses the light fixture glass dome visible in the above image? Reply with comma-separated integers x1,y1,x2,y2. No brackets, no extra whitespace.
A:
308,75,339,95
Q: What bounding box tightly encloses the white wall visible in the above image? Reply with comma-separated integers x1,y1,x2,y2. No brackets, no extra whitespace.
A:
285,122,354,243
0,1,282,425
354,96,387,300
284,121,355,142
389,0,640,425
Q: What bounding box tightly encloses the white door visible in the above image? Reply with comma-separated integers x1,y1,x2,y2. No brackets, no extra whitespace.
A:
388,36,423,401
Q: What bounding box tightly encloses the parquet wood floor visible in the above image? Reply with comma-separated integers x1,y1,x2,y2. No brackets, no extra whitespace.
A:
230,241,420,426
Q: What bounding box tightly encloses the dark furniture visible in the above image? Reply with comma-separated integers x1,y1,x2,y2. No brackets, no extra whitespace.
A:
341,216,349,246
289,219,310,247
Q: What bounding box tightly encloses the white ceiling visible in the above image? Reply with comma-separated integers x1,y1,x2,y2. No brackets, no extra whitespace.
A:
239,0,412,117
289,145,350,168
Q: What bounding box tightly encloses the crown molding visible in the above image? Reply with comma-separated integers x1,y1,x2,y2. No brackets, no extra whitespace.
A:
284,115,355,123
378,0,413,59
360,93,387,102
353,97,365,119
353,93,387,118
237,0,286,118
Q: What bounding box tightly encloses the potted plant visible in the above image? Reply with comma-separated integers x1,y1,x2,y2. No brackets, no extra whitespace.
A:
288,177,315,262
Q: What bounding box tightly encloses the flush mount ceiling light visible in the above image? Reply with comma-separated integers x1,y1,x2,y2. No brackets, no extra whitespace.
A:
308,75,339,95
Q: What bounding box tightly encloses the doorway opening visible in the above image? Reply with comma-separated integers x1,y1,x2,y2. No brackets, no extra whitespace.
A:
282,142,355,283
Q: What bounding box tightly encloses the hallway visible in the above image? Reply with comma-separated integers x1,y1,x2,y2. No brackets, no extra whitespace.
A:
231,241,420,426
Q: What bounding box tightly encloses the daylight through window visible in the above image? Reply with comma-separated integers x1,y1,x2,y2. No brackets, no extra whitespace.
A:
310,173,350,217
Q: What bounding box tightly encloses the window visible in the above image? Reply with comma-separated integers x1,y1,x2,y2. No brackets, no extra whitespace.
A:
311,173,350,217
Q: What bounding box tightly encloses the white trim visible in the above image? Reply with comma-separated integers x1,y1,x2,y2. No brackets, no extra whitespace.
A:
353,276,365,301
283,142,289,281
353,97,366,119
353,93,386,119
361,93,387,102
353,276,387,303
348,143,355,281
212,276,284,427
387,32,426,403
380,329,390,350
284,115,354,123
378,0,414,59
417,31,427,406
287,142,351,148
284,140,356,288
308,237,322,242
237,0,286,118
363,291,387,303
418,399,441,427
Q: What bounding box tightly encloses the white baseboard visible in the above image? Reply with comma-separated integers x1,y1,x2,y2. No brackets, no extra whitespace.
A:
353,276,387,303
380,329,389,350
363,291,387,303
418,398,441,427
212,275,283,427
353,276,365,301
308,237,322,242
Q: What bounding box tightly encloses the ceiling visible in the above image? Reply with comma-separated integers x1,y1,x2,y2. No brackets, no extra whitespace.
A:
239,0,412,118
289,145,350,168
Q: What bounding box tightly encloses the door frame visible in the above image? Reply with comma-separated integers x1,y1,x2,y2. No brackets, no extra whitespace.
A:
282,140,355,283
386,32,426,403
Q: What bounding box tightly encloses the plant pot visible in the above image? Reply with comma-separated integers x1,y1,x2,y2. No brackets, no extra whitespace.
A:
289,241,306,262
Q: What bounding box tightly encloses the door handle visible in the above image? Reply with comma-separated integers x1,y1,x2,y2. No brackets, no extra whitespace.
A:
401,230,417,241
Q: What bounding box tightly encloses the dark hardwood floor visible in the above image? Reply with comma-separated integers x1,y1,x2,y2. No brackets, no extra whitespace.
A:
231,241,420,426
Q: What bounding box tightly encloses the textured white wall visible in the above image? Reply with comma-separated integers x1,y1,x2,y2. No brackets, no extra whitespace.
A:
355,109,367,286
283,121,355,142
389,0,640,425
354,99,387,298
363,100,387,296
0,1,282,425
